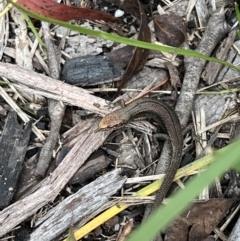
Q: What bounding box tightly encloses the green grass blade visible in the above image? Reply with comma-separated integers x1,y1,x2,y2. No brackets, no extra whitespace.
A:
235,2,240,39
7,0,240,72
127,139,240,241
22,13,45,47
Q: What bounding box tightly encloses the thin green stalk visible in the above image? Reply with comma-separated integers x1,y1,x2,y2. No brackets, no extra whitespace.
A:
199,88,240,94
22,13,45,47
234,2,240,39
7,0,240,72
127,138,240,241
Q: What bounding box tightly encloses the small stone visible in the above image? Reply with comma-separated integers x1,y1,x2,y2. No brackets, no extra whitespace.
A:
114,9,124,18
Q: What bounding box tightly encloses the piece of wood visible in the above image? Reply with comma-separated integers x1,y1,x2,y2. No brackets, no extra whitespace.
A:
0,62,110,116
13,152,40,201
202,30,237,85
61,55,123,86
29,169,126,241
176,12,230,127
56,147,113,185
69,150,113,185
35,22,66,178
0,112,31,208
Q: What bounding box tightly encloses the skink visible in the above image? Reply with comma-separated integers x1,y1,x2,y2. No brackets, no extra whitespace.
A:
99,98,183,210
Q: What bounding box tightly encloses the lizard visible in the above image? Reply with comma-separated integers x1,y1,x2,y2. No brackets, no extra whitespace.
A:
98,97,183,230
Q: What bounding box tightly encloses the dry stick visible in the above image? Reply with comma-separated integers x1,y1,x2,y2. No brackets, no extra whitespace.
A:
201,30,237,85
0,0,9,59
35,22,66,177
0,63,110,116
125,77,169,105
0,85,45,141
175,12,230,127
224,204,240,241
8,7,45,141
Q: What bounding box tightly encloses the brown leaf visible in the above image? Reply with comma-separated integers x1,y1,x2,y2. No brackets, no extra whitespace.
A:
165,199,237,241
115,0,151,94
106,45,135,69
98,0,151,94
153,14,187,47
16,0,120,22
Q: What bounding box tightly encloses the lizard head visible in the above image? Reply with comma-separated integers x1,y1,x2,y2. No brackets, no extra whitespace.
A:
98,112,127,130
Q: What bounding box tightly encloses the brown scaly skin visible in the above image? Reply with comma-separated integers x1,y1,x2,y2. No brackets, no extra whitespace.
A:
99,98,183,210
